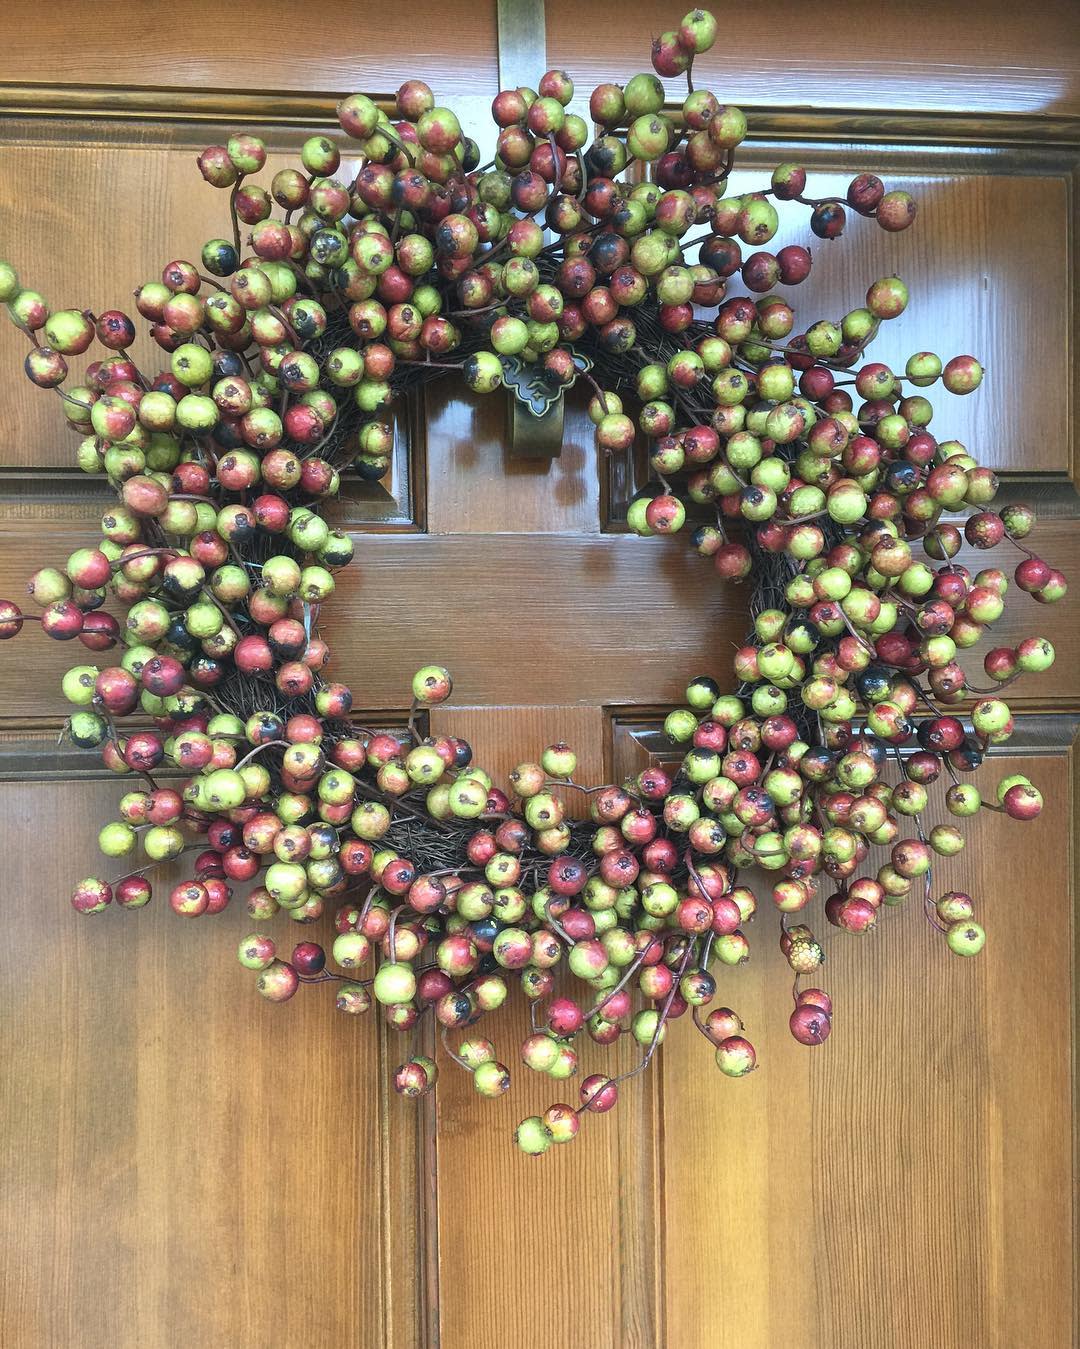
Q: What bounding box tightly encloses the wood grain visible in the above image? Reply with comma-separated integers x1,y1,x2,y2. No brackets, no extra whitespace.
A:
722,155,1071,481
0,514,746,717
0,126,422,516
0,138,1070,488
2,509,1077,722
428,706,661,1349
0,5,1077,1346
0,777,422,1348
546,0,1080,116
424,383,603,536
614,725,1074,1349
0,2,499,98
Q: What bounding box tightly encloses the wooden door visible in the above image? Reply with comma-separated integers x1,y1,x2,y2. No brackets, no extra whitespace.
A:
0,3,1078,1346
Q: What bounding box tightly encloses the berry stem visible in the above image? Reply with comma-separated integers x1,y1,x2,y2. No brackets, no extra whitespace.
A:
439,1025,474,1073
267,305,302,348
234,740,290,770
228,177,244,257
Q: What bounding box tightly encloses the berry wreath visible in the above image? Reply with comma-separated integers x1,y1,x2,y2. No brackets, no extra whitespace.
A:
0,5,1066,1154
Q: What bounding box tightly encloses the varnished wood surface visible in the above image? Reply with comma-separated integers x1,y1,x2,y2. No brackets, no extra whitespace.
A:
0,516,744,716
614,729,1074,1349
0,124,420,510
1,510,1077,721
547,0,1080,116
425,383,604,536
0,132,1071,487
723,153,1073,482
428,706,662,1349
0,5,1076,1347
0,778,424,1349
1,0,1074,119
0,2,499,98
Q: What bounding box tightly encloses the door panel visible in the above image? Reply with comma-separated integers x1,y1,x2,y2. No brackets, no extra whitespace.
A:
721,160,1071,480
0,766,425,1348
612,724,1074,1349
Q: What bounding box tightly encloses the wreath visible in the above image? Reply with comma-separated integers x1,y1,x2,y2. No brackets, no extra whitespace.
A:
0,5,1066,1154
